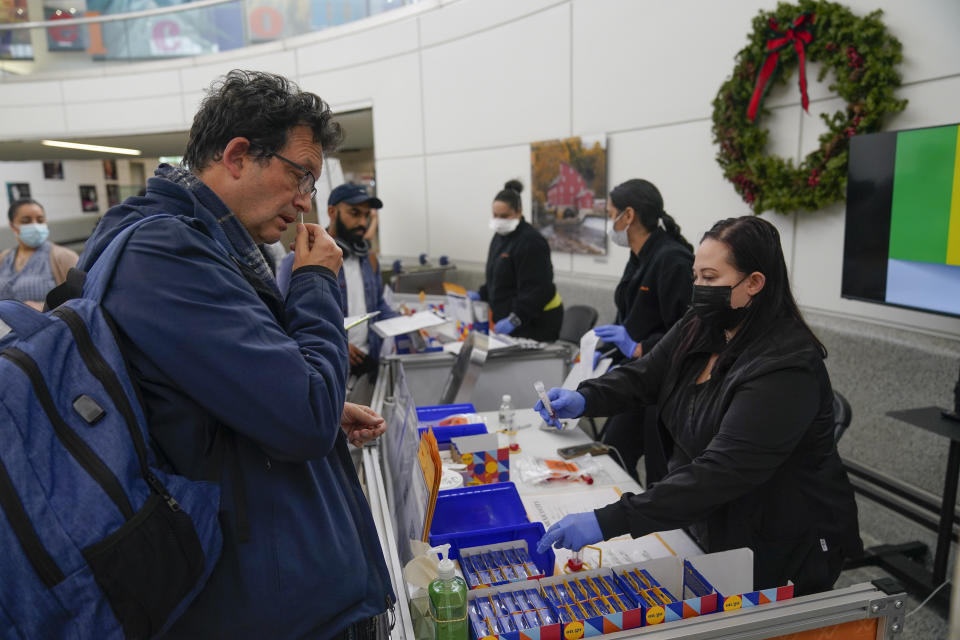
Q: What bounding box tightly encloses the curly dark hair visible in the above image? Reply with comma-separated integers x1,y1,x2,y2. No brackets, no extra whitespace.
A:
184,70,343,171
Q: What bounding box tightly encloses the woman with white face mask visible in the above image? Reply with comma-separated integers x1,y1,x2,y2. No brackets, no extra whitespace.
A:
1,199,79,310
468,180,563,341
594,179,694,483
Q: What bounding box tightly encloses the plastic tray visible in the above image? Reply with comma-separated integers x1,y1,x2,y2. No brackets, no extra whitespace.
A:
429,483,555,576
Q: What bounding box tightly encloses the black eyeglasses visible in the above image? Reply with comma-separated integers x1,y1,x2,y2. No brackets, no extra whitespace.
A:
269,152,317,197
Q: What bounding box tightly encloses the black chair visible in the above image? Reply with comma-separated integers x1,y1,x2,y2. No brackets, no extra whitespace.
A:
833,390,852,444
557,305,599,345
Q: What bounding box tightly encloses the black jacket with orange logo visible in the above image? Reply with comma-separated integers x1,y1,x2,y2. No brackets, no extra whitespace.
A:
613,229,693,357
479,219,557,328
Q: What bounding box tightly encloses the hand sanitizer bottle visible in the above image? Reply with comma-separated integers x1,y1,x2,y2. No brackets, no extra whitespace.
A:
428,544,468,640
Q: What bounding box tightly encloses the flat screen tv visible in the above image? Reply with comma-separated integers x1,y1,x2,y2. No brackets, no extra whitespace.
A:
843,122,960,318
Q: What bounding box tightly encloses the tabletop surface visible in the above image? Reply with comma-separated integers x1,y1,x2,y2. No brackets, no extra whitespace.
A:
476,408,702,573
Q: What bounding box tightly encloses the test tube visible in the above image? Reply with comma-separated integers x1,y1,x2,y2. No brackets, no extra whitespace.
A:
587,576,607,596
514,591,542,629
534,380,559,426
463,554,492,586
459,554,480,588
468,604,488,639
479,551,505,584
492,550,518,581
526,589,555,625
633,568,653,589
499,591,528,629
477,599,500,634
514,547,541,577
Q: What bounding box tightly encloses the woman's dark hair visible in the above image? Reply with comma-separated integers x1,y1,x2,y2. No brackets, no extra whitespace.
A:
678,216,825,373
609,179,693,252
184,70,343,171
494,179,523,212
7,198,43,223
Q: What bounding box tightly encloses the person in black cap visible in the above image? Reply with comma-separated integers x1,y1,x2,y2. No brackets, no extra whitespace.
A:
277,183,396,381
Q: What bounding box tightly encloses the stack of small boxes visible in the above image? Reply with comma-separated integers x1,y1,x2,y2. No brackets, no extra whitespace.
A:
540,573,638,622
617,567,678,609
459,542,544,589
468,588,556,637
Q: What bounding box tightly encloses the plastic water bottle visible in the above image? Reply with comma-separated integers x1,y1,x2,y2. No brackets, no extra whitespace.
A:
499,394,514,431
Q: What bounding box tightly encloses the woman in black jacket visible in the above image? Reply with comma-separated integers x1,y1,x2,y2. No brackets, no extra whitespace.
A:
471,180,563,341
534,216,862,596
593,179,694,483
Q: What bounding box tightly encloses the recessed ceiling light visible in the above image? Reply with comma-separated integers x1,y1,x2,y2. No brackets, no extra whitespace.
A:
41,140,142,156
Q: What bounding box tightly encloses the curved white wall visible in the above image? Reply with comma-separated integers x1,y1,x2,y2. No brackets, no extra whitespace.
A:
1,0,958,338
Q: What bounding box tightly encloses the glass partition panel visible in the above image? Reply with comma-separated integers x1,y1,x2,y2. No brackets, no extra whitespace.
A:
0,0,421,72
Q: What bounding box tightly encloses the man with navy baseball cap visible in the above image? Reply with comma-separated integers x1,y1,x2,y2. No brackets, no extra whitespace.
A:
278,183,395,384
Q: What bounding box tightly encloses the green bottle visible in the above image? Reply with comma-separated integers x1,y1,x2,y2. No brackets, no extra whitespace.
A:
428,544,468,640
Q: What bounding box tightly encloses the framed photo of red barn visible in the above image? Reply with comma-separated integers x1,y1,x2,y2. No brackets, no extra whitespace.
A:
530,135,607,254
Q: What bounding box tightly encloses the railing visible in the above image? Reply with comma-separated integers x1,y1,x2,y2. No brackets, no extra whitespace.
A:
0,0,422,73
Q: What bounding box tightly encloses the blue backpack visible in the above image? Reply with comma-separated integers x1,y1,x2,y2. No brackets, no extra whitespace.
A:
0,218,222,640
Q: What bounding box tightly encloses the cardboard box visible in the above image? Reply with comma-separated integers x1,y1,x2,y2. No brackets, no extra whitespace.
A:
451,433,509,485
465,548,794,639
458,540,549,589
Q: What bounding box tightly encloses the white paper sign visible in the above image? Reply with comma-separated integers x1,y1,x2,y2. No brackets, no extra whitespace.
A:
372,310,447,338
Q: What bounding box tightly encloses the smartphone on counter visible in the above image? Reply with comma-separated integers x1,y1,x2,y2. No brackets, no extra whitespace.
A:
557,442,610,459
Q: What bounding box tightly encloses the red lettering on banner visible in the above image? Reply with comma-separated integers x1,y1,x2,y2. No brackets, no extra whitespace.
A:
249,6,283,39
152,20,181,52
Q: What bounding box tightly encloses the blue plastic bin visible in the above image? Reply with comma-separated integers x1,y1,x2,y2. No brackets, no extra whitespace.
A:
429,483,555,577
416,403,477,426
418,423,488,447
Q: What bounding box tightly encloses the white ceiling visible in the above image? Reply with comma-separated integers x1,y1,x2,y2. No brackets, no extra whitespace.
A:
0,109,373,161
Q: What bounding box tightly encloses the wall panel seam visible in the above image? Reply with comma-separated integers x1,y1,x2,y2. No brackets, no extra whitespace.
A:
419,0,569,51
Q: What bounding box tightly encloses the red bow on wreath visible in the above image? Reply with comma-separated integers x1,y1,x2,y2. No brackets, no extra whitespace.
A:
746,13,815,121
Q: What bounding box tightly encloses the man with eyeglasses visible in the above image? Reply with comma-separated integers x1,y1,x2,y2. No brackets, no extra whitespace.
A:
277,184,397,391
76,70,394,639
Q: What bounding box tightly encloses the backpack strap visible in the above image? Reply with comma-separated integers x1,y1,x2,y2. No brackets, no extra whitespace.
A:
0,300,55,339
83,215,172,303
45,268,87,310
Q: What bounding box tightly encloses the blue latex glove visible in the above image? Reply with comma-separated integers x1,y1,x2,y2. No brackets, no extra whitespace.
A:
533,388,585,428
537,512,604,553
466,290,481,301
593,324,638,358
494,317,516,335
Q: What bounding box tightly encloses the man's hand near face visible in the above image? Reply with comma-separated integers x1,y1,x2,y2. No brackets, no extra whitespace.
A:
292,222,343,274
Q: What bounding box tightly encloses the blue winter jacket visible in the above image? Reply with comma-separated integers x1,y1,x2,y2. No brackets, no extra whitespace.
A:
77,174,394,639
277,248,396,361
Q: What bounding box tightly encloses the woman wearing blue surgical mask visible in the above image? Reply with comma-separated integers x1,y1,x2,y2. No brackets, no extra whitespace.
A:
594,179,694,483
468,180,563,342
0,199,79,310
534,216,862,597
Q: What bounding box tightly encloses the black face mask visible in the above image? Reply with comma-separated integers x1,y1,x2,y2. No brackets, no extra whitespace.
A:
691,275,750,330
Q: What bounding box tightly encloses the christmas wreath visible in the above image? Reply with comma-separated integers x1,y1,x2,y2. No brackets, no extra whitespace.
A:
711,0,907,214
